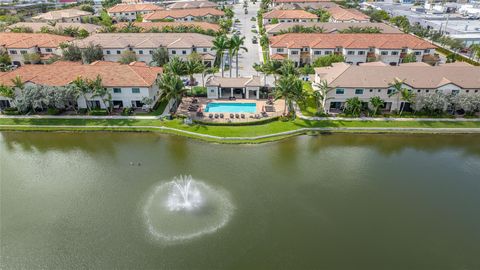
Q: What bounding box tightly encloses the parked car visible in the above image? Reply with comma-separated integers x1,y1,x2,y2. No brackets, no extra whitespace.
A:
251,24,256,28
252,36,258,44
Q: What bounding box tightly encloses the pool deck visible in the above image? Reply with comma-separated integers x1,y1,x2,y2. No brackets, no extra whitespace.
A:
177,98,285,123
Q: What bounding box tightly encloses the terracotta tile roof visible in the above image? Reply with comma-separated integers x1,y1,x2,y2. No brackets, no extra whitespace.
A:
107,3,163,13
167,1,217,9
0,33,73,49
273,0,331,3
263,9,318,19
315,62,480,89
32,9,91,21
269,33,436,50
206,76,262,87
0,61,162,87
328,6,370,22
114,21,220,32
265,22,402,35
270,53,286,60
75,33,213,49
7,22,100,33
143,8,224,20
273,2,338,10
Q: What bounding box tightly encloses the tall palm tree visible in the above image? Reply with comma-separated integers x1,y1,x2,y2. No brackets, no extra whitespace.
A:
164,56,186,76
71,76,91,111
344,97,362,117
275,74,304,117
229,35,248,77
369,96,384,116
312,80,333,114
185,58,204,87
11,75,24,91
262,60,282,84
158,73,187,112
88,75,111,113
399,88,414,115
388,78,407,114
212,35,229,77
278,60,299,76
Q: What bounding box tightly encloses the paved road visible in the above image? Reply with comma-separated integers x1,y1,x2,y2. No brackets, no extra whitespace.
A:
230,0,262,77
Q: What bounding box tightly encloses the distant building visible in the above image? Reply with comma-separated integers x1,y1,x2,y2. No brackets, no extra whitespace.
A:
107,3,163,22
327,6,370,23
205,76,263,99
314,62,480,112
262,10,318,24
166,1,217,10
31,8,92,23
142,8,225,22
113,21,221,33
265,22,402,36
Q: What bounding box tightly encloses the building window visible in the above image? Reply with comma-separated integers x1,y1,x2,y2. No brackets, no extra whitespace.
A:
336,88,344,95
278,48,284,53
314,51,321,55
113,88,121,93
466,90,469,93
369,89,373,92
9,50,17,54
291,51,298,55
424,49,430,53
172,50,176,55
415,51,421,55
417,90,421,93
182,50,186,55
358,51,365,55
45,48,52,53
387,89,393,95
137,50,142,54
347,51,355,55
132,88,140,94
378,89,381,93
149,50,153,54
426,90,430,93
117,50,121,54
203,48,207,52
391,51,399,56
355,89,364,95
381,51,388,55
325,51,332,55
452,90,459,95
20,50,27,54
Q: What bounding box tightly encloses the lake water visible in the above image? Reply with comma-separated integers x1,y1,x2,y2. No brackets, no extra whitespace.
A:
1,132,480,269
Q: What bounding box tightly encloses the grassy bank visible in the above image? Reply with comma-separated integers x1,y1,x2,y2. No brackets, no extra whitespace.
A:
1,118,479,143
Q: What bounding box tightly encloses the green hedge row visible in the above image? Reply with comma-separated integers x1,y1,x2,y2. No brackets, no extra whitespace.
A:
436,47,480,66
193,116,280,126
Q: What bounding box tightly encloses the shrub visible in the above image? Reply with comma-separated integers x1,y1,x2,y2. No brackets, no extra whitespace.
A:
88,109,108,115
2,107,19,115
121,107,133,116
47,108,61,115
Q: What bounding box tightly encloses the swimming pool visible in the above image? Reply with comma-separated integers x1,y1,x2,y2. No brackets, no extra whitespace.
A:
204,103,257,113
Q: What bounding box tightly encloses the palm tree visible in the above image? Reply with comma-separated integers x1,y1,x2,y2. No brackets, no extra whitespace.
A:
185,57,204,87
11,76,24,91
369,96,384,116
312,80,333,114
399,88,414,115
229,35,248,77
158,73,187,113
262,60,282,84
278,60,299,76
89,75,111,113
388,78,407,114
344,97,362,117
0,84,16,107
71,76,92,111
275,74,304,117
164,56,186,76
150,47,169,67
212,35,229,77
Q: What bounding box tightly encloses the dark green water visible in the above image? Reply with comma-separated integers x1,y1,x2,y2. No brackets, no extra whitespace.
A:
1,132,480,270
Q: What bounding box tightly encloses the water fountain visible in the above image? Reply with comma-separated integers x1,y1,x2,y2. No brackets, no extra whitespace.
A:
143,175,234,243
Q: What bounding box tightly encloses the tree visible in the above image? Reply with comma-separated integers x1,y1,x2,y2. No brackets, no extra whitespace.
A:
402,53,417,63
11,76,25,91
369,96,384,116
312,8,330,22
229,35,248,77
164,56,186,76
119,50,137,64
312,80,333,114
450,93,479,115
119,21,142,33
390,16,410,32
278,60,298,76
63,44,82,62
261,60,282,84
0,49,12,71
0,84,15,106
278,25,325,34
101,0,121,8
150,47,169,67
274,74,304,116
413,92,448,115
82,44,104,64
399,88,415,115
312,54,345,67
338,26,382,33
71,77,92,111
369,10,389,22
212,35,229,77
80,4,94,13
158,73,187,112
23,53,41,64
344,97,363,117
388,78,407,114
90,75,111,113
99,10,113,27
184,56,204,86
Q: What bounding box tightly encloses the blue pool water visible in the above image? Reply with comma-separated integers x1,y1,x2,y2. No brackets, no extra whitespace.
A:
205,103,257,113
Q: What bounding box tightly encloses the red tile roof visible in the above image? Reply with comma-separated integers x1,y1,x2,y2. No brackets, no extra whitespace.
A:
107,3,163,13
0,61,162,87
263,9,318,19
143,8,224,20
0,33,73,49
328,6,370,22
269,33,436,50
114,21,220,32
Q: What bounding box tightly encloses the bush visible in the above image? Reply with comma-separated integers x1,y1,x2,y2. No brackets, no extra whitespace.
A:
121,107,133,116
47,108,61,115
88,109,108,115
2,107,19,115
78,108,88,115
192,86,207,97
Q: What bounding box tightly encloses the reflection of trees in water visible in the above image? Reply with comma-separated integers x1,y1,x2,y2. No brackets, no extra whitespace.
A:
306,133,480,157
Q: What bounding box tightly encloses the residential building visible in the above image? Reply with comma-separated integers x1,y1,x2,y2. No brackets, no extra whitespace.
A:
271,0,332,7
265,22,402,36
75,33,216,67
31,8,92,23
314,62,480,112
268,33,438,67
273,2,338,11
166,1,217,10
142,8,225,22
113,21,221,33
0,33,73,66
327,6,370,23
262,10,318,25
6,22,100,34
107,3,163,22
0,61,163,109
206,76,262,99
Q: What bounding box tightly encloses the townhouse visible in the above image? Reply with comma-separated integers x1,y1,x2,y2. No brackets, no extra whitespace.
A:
262,10,318,25
268,33,438,67
142,8,225,22
0,61,163,109
31,9,92,23
0,33,73,66
107,4,164,22
271,0,332,7
264,22,402,36
314,62,480,112
327,6,370,23
113,21,221,33
7,22,100,34
166,1,217,10
205,76,262,99
75,33,216,67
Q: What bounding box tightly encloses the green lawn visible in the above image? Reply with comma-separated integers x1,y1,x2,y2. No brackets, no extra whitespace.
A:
299,81,318,117
135,100,169,116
